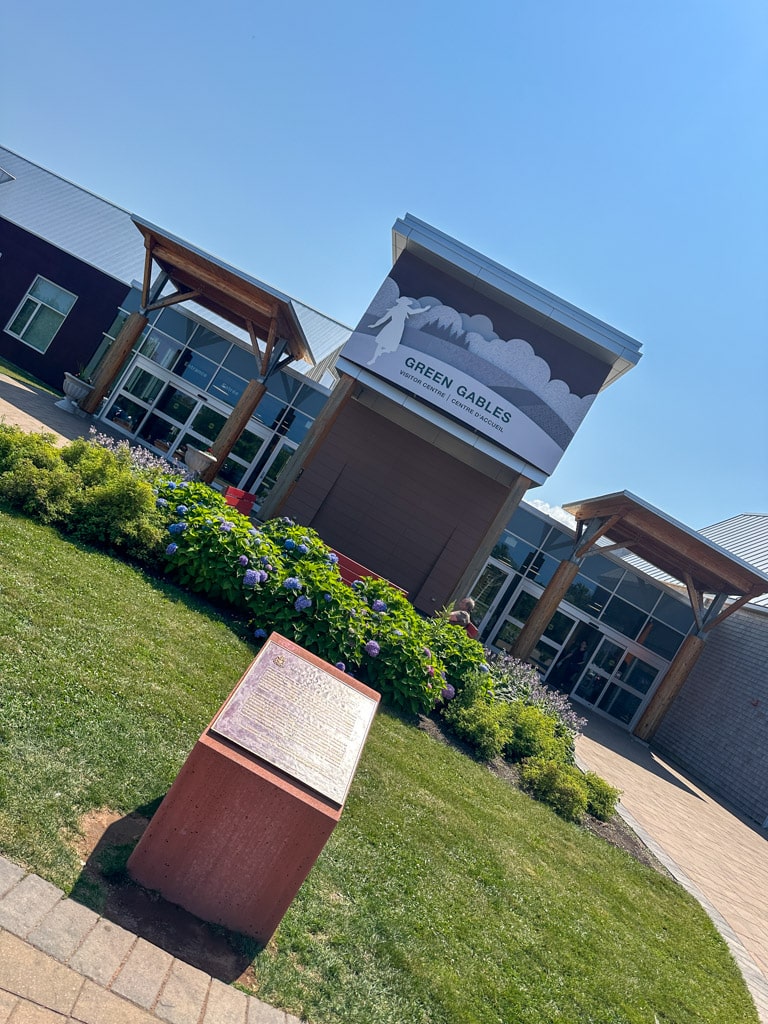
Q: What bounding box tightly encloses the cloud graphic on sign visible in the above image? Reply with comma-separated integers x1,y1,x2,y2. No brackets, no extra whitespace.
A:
362,278,595,431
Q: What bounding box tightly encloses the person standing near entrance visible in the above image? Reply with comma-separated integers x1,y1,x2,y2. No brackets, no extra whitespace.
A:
548,639,588,692
449,597,479,639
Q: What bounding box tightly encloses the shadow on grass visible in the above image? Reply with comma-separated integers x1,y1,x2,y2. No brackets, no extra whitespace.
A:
69,798,261,983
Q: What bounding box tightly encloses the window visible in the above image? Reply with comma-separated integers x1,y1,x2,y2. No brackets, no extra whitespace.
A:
6,276,77,352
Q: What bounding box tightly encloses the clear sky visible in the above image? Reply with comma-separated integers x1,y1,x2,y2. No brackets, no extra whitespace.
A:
3,0,766,529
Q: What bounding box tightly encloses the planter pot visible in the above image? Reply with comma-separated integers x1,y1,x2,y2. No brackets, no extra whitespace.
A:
184,446,218,478
54,372,94,416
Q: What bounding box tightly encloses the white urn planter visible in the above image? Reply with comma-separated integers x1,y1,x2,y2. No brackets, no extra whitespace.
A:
184,446,218,479
54,371,94,416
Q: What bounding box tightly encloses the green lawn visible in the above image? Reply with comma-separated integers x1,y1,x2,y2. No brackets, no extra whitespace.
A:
0,509,757,1023
0,356,60,395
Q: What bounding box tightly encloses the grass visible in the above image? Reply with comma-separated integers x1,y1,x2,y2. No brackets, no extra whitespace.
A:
0,508,758,1023
0,356,60,396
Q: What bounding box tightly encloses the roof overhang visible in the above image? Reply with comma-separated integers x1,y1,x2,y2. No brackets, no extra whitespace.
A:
392,214,643,389
563,491,768,600
132,216,313,365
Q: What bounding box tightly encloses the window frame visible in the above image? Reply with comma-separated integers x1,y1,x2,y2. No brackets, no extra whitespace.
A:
5,275,78,353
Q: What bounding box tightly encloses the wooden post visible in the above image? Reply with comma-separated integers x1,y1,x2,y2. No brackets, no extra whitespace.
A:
449,473,533,604
80,312,148,414
257,373,357,520
633,633,707,741
199,380,267,484
510,559,581,662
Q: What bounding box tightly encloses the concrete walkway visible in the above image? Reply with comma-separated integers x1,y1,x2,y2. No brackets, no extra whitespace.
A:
576,713,768,1023
0,372,99,444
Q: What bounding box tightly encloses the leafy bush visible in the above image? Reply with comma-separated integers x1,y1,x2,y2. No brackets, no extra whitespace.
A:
504,703,573,764
491,652,586,736
442,694,515,760
0,458,78,523
584,772,621,821
519,757,589,822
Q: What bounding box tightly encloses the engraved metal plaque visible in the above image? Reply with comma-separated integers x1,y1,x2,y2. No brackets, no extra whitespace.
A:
211,636,378,804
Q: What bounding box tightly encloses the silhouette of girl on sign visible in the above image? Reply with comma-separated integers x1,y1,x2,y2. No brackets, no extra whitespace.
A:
367,297,431,365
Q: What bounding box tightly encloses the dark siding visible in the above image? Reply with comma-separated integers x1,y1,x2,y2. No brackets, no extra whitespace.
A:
284,400,509,613
0,217,130,388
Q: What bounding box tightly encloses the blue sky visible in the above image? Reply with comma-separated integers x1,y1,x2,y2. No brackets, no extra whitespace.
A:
3,1,766,528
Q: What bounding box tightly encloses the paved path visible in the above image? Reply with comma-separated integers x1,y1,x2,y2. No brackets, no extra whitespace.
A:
0,372,97,443
576,714,768,1023
0,856,296,1023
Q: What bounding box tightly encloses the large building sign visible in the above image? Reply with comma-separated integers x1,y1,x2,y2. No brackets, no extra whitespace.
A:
340,243,623,477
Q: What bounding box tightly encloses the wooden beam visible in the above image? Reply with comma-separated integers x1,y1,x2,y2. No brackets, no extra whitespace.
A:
140,238,154,310
80,312,148,415
573,514,623,559
199,380,267,484
246,321,264,372
150,245,277,319
703,592,760,632
683,572,705,631
633,633,707,740
144,288,201,313
261,310,279,377
510,559,581,662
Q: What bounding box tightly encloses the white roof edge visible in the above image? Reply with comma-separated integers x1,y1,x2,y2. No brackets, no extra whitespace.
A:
392,214,643,368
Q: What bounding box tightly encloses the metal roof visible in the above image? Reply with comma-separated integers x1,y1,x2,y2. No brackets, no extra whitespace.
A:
699,514,768,609
562,491,768,601
392,214,643,389
0,146,144,284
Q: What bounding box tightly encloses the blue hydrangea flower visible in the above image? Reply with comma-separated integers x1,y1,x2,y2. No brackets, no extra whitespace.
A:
335,662,346,672
326,552,339,564
165,543,178,556
323,593,332,602
281,517,294,525
441,684,456,701
297,544,309,555
220,521,234,533
478,662,490,673
352,579,363,589
156,498,168,508
168,522,187,534
284,539,296,550
243,569,258,587
282,577,302,590
260,556,270,566
364,640,380,658
294,595,312,612
248,527,259,536
238,555,249,567
256,570,268,584
176,504,188,514
253,627,267,639
167,481,177,490
372,599,387,613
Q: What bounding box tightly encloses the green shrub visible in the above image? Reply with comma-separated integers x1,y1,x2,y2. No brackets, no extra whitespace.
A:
67,475,163,560
520,757,589,822
426,616,489,701
0,458,78,523
442,694,515,760
504,703,572,764
584,772,621,821
0,425,60,472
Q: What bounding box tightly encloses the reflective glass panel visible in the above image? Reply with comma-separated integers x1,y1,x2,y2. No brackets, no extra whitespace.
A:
155,308,197,343
530,639,558,672
140,330,183,370
251,394,287,429
654,593,695,633
617,571,661,612
231,430,264,462
294,384,327,418
268,370,303,405
638,619,685,660
524,551,560,586
494,620,521,652
565,574,610,616
601,595,648,639
175,350,217,389
470,564,508,624
580,555,623,592
216,456,244,487
123,367,163,404
138,414,180,451
508,506,551,548
615,656,658,694
542,527,575,560
593,639,623,674
510,591,537,623
282,412,313,444
105,397,147,432
30,277,76,314
209,369,247,406
189,328,230,363
574,671,607,704
155,386,196,424
492,534,536,572
542,608,576,645
223,345,257,379
19,306,64,349
597,684,642,724
191,407,227,442
254,443,296,503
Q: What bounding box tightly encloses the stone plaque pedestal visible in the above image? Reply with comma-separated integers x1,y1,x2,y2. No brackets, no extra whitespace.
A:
127,634,379,944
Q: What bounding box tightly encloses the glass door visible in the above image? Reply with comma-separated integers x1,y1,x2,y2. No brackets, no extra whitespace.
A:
487,581,581,676
571,638,665,727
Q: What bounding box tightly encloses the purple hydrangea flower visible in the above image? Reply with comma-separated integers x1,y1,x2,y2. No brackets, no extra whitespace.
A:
156,498,168,508
423,647,432,658
372,599,387,613
282,577,302,590
238,555,249,567
260,556,270,566
219,521,234,533
284,539,296,550
165,543,178,556
441,684,456,701
427,666,435,677
364,640,380,658
253,628,267,639
176,504,188,514
297,544,309,555
294,595,312,612
243,569,259,587
326,552,339,564
335,661,346,672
